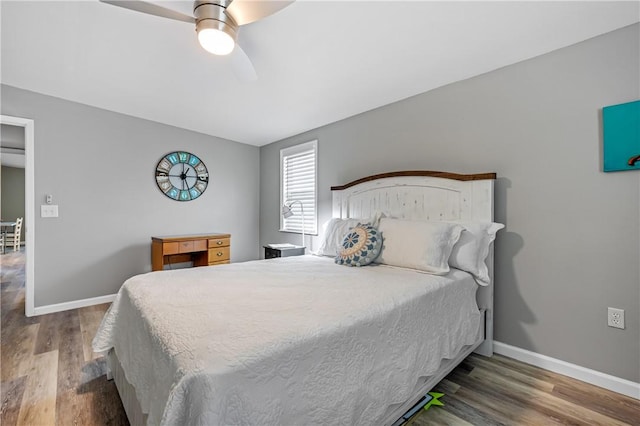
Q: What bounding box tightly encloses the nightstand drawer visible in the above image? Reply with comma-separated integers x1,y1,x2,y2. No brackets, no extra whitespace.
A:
192,239,208,251
265,247,280,259
209,246,230,262
163,242,180,255
209,237,230,248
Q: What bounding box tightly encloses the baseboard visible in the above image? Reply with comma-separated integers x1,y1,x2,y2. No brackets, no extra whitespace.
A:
494,341,640,400
33,293,117,316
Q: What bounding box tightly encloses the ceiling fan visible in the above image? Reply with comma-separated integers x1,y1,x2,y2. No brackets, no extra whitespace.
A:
99,0,294,82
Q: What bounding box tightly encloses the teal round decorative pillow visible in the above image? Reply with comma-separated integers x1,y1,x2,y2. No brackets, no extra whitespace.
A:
335,224,382,267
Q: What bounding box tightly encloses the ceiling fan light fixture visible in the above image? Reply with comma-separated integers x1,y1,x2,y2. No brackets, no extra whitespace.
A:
197,24,235,55
194,1,237,56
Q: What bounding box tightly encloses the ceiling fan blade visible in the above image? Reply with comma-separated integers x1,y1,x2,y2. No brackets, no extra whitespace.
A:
230,44,257,82
100,0,195,23
225,0,294,26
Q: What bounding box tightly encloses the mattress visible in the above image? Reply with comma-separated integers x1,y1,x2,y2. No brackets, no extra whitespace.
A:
93,255,481,425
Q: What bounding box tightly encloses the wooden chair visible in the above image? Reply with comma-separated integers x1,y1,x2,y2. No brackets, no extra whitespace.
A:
6,217,23,252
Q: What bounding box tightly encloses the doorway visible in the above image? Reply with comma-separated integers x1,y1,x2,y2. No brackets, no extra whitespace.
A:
1,115,35,316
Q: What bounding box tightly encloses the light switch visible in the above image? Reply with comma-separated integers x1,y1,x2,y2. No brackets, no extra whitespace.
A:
41,205,59,218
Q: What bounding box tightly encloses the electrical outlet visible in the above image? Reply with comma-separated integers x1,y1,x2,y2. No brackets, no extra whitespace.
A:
607,307,625,329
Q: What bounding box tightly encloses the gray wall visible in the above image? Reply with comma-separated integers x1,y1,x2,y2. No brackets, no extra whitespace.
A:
1,84,260,307
260,24,640,382
1,166,26,242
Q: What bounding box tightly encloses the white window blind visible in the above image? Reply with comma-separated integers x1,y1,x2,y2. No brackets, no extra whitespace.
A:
280,140,317,235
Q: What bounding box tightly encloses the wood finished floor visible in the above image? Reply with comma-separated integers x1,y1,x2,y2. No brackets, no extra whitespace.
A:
2,250,639,425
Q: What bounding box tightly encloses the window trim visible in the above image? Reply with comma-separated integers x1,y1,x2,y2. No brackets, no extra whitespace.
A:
279,139,318,235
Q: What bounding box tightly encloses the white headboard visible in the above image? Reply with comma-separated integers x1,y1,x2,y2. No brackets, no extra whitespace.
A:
331,171,495,222
331,170,497,356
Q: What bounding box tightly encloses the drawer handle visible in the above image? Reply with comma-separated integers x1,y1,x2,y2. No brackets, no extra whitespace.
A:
217,251,223,257
216,241,223,245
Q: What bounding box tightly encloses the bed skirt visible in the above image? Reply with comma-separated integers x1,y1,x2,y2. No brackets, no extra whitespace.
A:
106,309,486,426
107,349,147,426
380,320,484,425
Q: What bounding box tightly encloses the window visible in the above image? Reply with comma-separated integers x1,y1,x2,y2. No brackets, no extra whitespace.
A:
280,140,317,235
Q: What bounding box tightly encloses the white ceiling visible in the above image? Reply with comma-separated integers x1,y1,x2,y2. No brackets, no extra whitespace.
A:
1,124,26,168
1,1,638,146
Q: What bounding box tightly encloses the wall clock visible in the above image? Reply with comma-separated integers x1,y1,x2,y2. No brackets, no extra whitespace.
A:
155,151,209,201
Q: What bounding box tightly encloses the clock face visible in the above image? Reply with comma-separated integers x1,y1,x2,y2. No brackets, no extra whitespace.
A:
155,151,209,201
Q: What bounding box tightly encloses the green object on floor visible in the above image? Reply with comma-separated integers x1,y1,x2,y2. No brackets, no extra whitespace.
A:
392,391,447,426
423,392,445,410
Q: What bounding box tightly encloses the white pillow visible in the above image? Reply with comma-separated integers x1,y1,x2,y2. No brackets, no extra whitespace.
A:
315,213,382,257
449,222,504,286
375,218,463,275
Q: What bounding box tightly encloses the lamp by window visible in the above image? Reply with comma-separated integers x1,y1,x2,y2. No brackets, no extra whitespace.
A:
282,200,305,249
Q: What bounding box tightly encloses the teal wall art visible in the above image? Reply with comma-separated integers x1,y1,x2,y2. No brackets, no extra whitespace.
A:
602,100,640,172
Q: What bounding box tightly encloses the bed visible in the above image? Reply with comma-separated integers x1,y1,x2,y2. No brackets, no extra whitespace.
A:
93,170,499,425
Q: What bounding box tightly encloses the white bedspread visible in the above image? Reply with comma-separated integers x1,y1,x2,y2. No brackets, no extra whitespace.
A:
93,255,481,425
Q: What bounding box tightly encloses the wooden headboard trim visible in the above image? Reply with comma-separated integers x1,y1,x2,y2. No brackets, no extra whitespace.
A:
330,170,497,191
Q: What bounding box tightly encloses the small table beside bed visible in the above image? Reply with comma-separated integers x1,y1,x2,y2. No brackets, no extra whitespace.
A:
93,170,501,425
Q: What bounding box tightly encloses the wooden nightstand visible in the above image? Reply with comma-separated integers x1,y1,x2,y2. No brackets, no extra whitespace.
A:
151,233,231,271
264,245,305,259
